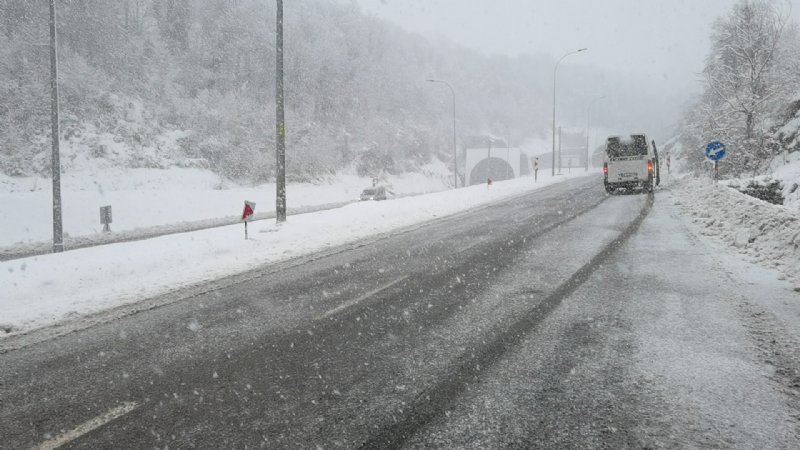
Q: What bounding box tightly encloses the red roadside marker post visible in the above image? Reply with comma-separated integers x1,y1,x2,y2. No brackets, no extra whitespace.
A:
242,200,255,239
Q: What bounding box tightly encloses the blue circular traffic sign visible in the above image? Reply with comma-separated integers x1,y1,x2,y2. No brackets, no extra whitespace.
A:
705,141,727,161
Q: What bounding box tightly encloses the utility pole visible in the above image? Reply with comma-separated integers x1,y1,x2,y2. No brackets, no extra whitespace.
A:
49,0,63,253
451,87,457,188
558,127,564,173
426,79,457,188
486,139,492,182
275,0,286,223
585,127,590,171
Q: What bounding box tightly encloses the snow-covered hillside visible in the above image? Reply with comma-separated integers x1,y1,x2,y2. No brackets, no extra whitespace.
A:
670,144,800,212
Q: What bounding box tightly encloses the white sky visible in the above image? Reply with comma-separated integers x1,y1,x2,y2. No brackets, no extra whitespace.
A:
352,0,799,93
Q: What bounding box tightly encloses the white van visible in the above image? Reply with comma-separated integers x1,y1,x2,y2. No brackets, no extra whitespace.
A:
603,134,661,194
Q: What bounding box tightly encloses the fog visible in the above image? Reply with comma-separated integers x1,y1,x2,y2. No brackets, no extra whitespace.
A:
353,0,800,143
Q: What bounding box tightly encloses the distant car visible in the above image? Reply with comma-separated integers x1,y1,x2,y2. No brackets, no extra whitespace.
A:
360,186,387,201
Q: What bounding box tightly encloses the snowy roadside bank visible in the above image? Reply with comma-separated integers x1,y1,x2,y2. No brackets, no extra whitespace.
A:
0,163,453,249
670,176,800,289
0,200,352,261
0,172,590,337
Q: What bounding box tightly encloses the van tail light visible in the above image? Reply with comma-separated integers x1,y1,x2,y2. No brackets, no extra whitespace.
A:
603,162,608,176
647,160,654,174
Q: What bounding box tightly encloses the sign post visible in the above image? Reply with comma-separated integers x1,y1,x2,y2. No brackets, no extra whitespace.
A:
242,200,256,239
704,141,727,183
100,205,112,233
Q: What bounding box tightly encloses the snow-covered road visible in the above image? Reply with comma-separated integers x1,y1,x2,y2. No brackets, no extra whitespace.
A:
408,185,800,448
2,175,799,449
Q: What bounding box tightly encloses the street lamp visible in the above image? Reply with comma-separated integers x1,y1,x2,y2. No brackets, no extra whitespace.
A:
275,0,286,223
586,95,606,171
552,48,587,176
427,79,458,188
49,0,63,252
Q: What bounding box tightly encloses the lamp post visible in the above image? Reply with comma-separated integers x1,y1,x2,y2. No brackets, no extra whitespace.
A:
49,0,63,252
427,79,457,188
586,95,606,171
552,48,587,176
275,0,286,223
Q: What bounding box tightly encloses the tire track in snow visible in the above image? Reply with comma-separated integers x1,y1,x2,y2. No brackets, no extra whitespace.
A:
360,193,655,449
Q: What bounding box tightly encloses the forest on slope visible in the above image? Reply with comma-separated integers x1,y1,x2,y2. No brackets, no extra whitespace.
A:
677,0,800,177
1,0,676,183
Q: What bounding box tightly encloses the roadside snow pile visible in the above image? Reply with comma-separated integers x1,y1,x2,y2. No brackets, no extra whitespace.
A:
718,151,800,210
770,151,800,210
722,177,784,205
673,177,800,289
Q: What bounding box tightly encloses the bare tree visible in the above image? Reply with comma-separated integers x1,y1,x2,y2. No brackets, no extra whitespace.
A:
698,0,791,175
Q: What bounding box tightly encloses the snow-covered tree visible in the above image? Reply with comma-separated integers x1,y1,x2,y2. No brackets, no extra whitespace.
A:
682,0,794,176
0,0,665,181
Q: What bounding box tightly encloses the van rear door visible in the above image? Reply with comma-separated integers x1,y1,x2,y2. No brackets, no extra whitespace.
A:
605,135,650,185
607,156,647,183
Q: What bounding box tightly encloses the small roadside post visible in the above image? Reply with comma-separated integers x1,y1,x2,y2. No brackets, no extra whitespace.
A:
242,200,256,239
100,205,112,233
704,141,727,183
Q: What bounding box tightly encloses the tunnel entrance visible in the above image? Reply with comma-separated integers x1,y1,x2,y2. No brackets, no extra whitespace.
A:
469,157,515,186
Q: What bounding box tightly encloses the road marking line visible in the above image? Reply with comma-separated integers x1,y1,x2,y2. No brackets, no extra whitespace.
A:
317,276,409,320
34,401,140,450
